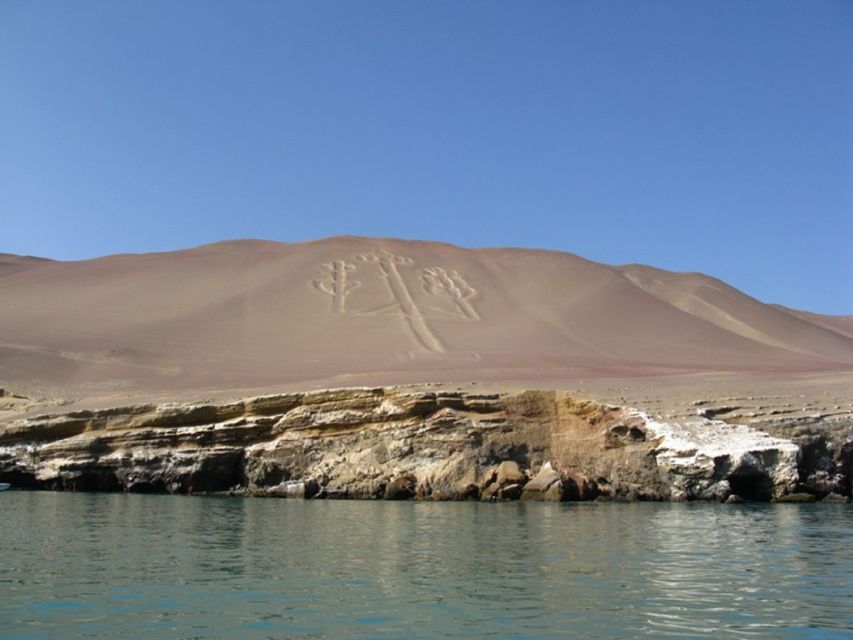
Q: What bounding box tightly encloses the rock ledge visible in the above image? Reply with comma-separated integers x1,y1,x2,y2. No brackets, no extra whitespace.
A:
0,387,849,502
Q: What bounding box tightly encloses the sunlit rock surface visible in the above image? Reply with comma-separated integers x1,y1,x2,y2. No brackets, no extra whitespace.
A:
0,386,849,502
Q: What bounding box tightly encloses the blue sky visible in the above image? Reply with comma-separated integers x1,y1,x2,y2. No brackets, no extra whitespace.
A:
1,1,851,313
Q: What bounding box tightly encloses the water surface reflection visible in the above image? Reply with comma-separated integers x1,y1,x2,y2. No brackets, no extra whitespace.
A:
1,494,851,639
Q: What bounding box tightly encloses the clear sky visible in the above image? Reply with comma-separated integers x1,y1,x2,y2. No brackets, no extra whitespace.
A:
1,1,851,314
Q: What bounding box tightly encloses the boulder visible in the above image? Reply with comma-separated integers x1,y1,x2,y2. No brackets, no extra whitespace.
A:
480,460,528,501
820,492,849,504
497,483,523,501
480,482,499,501
456,484,480,501
699,480,731,502
385,474,416,500
266,479,319,499
542,481,565,501
521,463,564,501
496,460,525,485
773,492,817,503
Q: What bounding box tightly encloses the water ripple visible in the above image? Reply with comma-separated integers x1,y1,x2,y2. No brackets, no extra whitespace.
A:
0,495,851,639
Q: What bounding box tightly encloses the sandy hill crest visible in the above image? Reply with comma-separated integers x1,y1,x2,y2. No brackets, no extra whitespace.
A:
1,236,851,398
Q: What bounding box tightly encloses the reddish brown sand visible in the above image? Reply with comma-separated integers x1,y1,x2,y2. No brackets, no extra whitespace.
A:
1,236,851,415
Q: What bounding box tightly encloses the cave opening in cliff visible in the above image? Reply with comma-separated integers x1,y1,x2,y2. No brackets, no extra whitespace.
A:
728,468,774,501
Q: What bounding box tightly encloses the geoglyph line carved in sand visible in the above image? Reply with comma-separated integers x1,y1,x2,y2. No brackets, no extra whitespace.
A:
420,267,480,321
312,249,481,354
358,249,446,353
312,260,360,314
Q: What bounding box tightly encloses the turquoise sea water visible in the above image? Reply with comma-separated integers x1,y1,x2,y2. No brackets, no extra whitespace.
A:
1,493,851,639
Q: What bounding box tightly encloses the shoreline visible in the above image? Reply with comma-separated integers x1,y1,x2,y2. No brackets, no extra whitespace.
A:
2,385,850,504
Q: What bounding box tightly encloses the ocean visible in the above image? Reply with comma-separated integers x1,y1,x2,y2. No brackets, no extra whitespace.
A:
1,493,851,639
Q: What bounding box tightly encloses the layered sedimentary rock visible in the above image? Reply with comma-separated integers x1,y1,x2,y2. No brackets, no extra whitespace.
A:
0,387,849,502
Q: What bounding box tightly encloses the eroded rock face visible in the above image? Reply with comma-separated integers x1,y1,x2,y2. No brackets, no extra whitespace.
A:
0,387,847,502
636,411,801,501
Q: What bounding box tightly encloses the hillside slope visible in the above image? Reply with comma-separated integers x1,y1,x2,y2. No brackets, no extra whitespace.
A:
1,236,851,396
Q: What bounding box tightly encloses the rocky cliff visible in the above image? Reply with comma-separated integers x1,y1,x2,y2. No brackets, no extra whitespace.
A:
0,387,849,502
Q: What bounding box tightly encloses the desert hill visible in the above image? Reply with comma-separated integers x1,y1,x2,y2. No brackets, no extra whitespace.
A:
770,305,853,340
1,236,851,398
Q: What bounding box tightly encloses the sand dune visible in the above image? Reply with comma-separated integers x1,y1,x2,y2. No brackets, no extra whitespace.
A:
1,236,851,398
